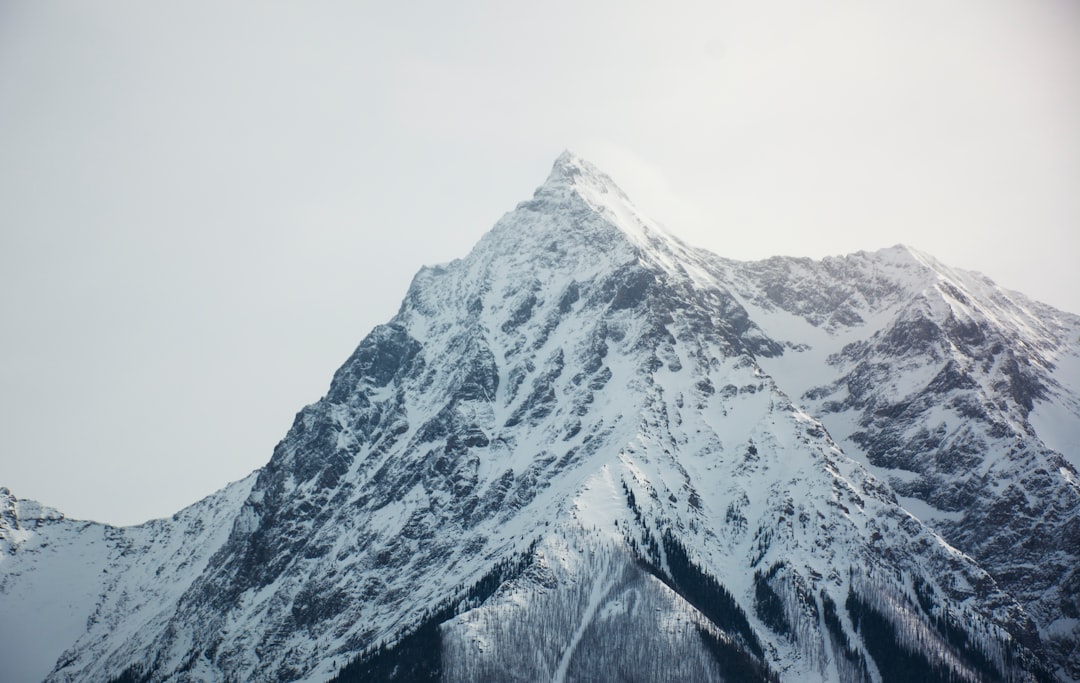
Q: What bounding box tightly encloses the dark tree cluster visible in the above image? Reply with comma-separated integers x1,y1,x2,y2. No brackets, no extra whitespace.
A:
846,583,1053,683
328,541,537,683
619,486,778,683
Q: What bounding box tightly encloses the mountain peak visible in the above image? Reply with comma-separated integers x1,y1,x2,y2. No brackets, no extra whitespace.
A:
863,243,1004,305
871,243,942,269
510,150,696,276
537,150,632,204
551,148,579,171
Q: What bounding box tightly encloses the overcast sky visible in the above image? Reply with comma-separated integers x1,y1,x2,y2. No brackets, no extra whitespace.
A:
2,0,1078,526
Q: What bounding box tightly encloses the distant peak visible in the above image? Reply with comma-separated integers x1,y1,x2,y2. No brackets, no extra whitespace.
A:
870,244,946,271
551,148,585,174
539,150,631,202
880,243,923,258
543,150,583,186
553,148,578,167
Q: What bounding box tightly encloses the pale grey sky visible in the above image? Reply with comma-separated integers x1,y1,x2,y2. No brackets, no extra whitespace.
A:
1,0,1078,526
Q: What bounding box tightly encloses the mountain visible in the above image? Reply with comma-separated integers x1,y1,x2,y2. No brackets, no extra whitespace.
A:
2,152,1077,683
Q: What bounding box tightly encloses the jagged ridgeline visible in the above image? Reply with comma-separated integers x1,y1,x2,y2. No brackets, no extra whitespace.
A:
4,152,1078,683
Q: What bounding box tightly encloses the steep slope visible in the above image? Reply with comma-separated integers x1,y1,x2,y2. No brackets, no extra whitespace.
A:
1,490,112,683
0,476,255,683
2,153,1074,682
711,247,1080,679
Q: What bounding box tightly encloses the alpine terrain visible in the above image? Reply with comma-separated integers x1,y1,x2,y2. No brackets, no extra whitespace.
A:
2,152,1078,683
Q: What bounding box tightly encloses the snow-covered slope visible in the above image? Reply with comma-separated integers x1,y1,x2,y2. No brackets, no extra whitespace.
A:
707,244,1080,677
1,152,1076,682
0,476,256,683
1,491,111,683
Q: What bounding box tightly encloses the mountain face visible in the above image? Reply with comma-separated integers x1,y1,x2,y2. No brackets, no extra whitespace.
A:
2,152,1078,683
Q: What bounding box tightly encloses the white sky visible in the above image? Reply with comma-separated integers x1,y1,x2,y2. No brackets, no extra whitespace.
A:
1,0,1078,526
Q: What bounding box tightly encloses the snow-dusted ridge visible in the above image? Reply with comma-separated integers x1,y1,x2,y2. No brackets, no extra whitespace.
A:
2,152,1077,682
0,475,257,683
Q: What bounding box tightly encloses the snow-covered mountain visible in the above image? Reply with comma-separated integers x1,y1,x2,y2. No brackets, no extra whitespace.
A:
2,152,1077,683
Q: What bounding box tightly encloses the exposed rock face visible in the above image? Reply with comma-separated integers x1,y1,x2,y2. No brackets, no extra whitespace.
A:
714,245,1080,678
1,153,1076,683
